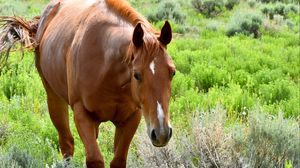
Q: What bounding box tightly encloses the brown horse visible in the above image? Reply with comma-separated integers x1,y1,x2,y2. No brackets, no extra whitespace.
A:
0,0,175,167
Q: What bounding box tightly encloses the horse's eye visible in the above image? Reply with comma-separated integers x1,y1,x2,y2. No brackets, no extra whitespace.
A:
134,72,142,81
172,71,176,77
171,71,176,78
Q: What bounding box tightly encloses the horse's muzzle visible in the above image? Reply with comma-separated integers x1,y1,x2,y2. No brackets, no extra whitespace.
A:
149,126,172,147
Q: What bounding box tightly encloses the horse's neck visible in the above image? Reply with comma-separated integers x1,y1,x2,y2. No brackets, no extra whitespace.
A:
106,26,132,62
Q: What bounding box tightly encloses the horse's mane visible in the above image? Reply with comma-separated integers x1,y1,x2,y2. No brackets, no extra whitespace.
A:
105,0,154,31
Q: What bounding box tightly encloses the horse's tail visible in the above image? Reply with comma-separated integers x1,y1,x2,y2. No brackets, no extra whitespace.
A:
0,15,40,68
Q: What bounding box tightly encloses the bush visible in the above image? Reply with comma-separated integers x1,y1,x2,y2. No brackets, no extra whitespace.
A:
0,122,9,146
205,20,222,31
274,2,287,17
192,0,225,17
147,1,185,24
248,0,256,8
128,107,300,167
226,11,263,38
261,5,275,19
1,64,27,100
258,79,292,104
0,146,42,168
225,0,240,10
191,64,229,92
232,112,300,167
128,107,235,168
258,0,300,3
261,3,299,20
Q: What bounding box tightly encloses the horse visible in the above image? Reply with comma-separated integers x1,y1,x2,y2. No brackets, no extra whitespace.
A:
0,0,176,167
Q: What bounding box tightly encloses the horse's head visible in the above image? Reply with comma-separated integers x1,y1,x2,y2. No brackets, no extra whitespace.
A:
128,21,175,147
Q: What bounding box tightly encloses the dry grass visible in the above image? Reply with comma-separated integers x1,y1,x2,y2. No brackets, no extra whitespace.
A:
128,106,300,168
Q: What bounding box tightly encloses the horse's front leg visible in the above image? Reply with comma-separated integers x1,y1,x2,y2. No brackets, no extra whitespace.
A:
110,110,141,168
73,102,104,168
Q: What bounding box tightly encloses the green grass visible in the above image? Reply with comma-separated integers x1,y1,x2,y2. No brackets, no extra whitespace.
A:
0,0,299,167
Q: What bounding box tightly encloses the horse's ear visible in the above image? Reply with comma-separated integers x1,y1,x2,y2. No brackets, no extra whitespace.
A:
159,21,172,46
133,23,144,48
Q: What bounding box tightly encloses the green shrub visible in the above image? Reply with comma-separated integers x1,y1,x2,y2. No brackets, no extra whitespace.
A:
274,2,287,17
258,79,292,104
191,64,229,92
192,0,225,17
261,3,299,20
287,4,299,13
258,0,300,3
248,0,256,8
225,0,240,10
254,69,285,85
205,20,222,31
171,72,194,98
286,19,295,29
1,64,27,100
0,121,9,146
224,83,255,115
147,0,185,24
232,70,251,86
226,11,263,38
261,5,275,19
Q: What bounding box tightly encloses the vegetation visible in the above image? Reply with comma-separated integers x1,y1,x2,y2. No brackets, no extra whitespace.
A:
0,0,299,167
192,0,225,17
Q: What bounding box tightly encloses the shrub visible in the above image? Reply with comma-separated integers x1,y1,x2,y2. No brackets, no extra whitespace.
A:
191,64,229,92
257,0,300,3
274,14,285,25
274,2,287,17
0,122,9,146
224,83,255,116
226,11,263,38
128,107,236,168
258,79,292,104
261,3,299,20
232,112,300,167
286,19,295,29
248,0,256,8
205,20,222,31
192,0,225,18
287,4,299,13
1,64,27,100
147,1,185,24
129,107,300,167
225,0,240,10
261,5,275,19
0,146,42,168
171,72,194,98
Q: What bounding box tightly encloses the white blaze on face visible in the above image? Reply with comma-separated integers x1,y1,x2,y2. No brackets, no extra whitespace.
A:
85,0,97,6
157,101,165,130
149,60,155,75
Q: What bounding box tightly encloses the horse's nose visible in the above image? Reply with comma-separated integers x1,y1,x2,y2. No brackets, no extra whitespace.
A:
150,127,172,147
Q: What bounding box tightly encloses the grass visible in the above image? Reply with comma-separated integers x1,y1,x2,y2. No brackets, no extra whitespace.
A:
0,0,299,167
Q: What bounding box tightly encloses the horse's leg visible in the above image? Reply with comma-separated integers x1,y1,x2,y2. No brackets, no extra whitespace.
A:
110,110,141,168
46,88,74,158
73,102,104,168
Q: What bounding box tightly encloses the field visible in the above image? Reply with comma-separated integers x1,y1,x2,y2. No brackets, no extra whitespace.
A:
0,0,299,167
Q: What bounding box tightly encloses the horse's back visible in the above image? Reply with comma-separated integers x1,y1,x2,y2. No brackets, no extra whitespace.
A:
38,0,132,109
